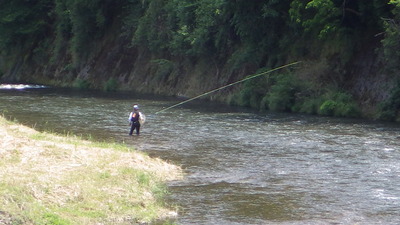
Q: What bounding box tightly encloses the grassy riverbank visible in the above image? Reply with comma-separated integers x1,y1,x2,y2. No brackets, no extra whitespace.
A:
0,116,182,224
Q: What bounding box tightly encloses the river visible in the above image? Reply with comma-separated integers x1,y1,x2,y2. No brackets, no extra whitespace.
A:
1,85,400,225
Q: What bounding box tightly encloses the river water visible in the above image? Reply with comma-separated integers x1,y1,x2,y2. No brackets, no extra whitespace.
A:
1,85,400,225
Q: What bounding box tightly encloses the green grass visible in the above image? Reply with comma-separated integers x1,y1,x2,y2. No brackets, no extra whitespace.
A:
0,116,182,225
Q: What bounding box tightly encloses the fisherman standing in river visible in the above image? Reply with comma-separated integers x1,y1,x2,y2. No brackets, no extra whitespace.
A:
129,104,142,136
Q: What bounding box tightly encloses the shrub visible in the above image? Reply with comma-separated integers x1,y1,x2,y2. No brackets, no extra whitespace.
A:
73,78,91,89
379,84,400,121
233,72,309,112
232,74,269,109
318,91,360,117
294,97,323,114
381,2,400,72
231,71,361,119
104,78,118,92
319,100,337,116
264,74,298,112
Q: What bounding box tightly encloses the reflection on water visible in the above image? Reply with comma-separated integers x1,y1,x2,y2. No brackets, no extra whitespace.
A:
0,84,47,89
1,87,400,224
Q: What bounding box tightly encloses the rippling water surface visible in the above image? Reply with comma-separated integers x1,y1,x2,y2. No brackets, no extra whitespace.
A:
1,85,400,224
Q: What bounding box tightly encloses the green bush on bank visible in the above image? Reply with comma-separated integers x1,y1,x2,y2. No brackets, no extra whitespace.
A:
382,1,400,73
231,72,360,118
379,83,400,121
261,73,303,112
231,72,305,112
104,78,119,92
318,91,360,117
73,78,91,89
293,97,322,115
233,76,269,109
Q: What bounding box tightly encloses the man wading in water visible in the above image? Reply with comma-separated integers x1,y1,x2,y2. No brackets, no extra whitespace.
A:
129,104,141,136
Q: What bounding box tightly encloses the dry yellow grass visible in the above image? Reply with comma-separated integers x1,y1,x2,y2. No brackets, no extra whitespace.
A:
0,116,182,224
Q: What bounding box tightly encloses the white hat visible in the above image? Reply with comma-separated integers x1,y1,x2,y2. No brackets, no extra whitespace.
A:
133,105,139,110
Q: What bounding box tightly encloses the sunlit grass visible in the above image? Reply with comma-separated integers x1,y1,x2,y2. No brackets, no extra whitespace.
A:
30,129,133,152
0,116,182,224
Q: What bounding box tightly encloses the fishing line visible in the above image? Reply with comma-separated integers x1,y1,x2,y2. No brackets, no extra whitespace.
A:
154,61,301,114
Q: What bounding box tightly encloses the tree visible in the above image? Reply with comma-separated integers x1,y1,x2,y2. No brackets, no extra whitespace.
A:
0,0,53,50
382,0,400,71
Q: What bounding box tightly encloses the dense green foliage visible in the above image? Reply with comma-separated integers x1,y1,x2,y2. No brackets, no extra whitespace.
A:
0,0,53,50
379,83,400,121
382,0,400,72
53,0,119,66
1,0,400,119
230,72,360,118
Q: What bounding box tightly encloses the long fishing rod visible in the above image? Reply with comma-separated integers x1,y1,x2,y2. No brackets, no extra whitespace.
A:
154,61,301,114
